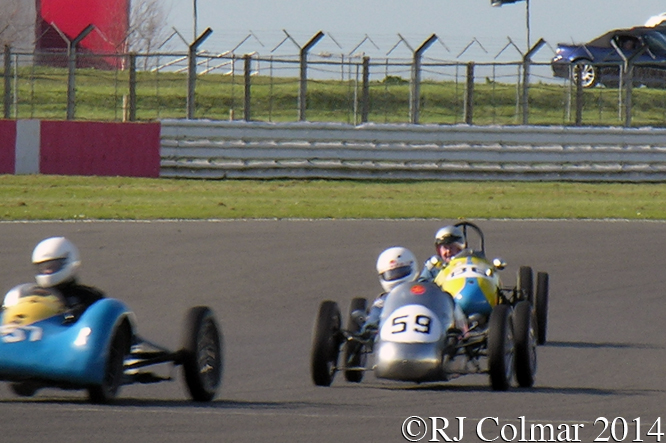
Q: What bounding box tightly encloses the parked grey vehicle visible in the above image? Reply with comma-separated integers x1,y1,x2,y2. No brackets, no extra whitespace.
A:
551,25,666,88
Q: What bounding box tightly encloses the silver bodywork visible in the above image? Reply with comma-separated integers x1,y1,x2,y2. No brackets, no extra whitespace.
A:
310,222,542,390
374,341,448,381
373,281,462,382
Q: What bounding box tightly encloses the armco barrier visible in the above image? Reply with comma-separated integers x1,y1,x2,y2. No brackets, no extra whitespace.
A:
3,119,666,181
160,120,666,181
0,120,161,177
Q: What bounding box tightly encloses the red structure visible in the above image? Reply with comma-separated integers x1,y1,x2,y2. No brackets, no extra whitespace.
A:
0,119,161,178
35,0,130,69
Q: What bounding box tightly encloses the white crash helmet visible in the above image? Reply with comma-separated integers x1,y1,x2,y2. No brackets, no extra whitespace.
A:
32,237,81,288
376,246,418,293
434,225,466,250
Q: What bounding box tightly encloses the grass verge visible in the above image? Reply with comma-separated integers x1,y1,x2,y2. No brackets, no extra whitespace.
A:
1,175,665,220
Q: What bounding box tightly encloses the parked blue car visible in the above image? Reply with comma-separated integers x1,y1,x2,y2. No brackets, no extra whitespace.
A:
551,25,666,88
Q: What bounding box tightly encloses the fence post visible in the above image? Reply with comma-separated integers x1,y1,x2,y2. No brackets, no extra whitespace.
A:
609,39,647,128
361,56,370,123
187,45,196,119
521,39,545,125
3,46,10,119
624,66,633,127
66,47,77,120
521,59,530,125
298,31,325,122
298,51,307,121
187,28,213,120
410,34,437,125
66,24,95,121
128,53,137,122
244,54,252,121
464,62,474,125
575,64,583,126
622,49,646,128
410,54,421,124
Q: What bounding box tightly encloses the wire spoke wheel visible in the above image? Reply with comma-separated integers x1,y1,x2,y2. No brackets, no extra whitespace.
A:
181,306,223,402
488,304,514,391
513,300,537,388
89,323,130,404
310,300,342,387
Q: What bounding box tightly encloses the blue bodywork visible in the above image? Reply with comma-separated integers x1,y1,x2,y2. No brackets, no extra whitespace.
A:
0,298,133,386
456,278,493,317
551,25,666,87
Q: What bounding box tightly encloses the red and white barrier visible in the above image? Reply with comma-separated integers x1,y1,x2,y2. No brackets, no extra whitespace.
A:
0,119,17,174
0,120,161,178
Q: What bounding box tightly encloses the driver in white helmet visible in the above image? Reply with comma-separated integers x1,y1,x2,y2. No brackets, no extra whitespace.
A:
32,237,105,320
418,225,466,282
360,246,419,335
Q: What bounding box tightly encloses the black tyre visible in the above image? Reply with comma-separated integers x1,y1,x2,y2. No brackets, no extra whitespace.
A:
343,297,367,383
513,300,537,388
487,304,514,391
517,266,533,303
535,272,549,345
310,300,342,387
88,322,130,404
10,382,39,397
181,306,223,402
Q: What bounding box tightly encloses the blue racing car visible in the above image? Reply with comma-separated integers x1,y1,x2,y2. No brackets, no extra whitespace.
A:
0,283,223,403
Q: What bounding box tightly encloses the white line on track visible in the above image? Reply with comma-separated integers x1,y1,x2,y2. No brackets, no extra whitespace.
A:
1,218,665,224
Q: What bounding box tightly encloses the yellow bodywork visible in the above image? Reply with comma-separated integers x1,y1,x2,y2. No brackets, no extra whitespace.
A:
433,255,500,316
2,287,66,326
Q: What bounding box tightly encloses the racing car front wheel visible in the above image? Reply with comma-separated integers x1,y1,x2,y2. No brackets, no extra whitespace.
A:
513,300,537,388
310,300,342,387
343,297,367,383
487,304,514,391
181,306,223,402
517,266,533,303
535,272,549,345
88,321,131,404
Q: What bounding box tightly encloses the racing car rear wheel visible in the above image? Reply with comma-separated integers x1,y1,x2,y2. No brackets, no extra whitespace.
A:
181,306,223,402
487,304,514,391
517,266,534,303
310,300,342,387
535,272,549,345
513,300,537,388
88,321,131,404
10,382,39,397
343,297,367,383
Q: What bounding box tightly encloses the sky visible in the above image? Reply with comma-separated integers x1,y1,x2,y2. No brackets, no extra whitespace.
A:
164,0,666,62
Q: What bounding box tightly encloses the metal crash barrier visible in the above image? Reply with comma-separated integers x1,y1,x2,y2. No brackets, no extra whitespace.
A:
160,120,666,182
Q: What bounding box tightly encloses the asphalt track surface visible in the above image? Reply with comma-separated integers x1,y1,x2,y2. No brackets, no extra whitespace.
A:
0,219,664,443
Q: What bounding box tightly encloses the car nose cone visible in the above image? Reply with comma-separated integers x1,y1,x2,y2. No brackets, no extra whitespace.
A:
374,342,445,382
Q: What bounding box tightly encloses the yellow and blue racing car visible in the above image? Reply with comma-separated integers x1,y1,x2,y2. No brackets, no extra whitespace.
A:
0,283,223,403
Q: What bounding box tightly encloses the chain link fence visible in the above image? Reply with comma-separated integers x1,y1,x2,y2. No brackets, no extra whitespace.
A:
3,45,666,127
